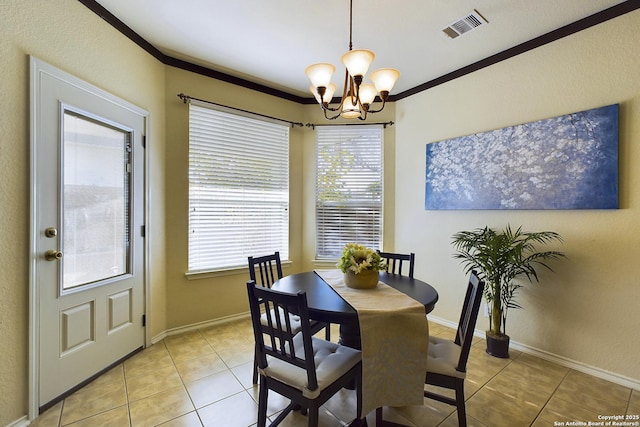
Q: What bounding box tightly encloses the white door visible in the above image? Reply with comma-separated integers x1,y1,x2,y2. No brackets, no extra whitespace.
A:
30,58,147,409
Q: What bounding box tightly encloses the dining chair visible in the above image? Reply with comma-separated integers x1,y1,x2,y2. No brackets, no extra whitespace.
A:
246,280,364,427
248,251,284,288
248,252,330,384
377,251,415,278
376,271,484,427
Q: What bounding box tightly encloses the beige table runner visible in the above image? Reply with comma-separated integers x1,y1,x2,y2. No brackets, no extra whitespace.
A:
315,269,429,416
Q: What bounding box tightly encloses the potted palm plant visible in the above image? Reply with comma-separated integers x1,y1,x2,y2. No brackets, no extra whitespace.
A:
451,225,565,358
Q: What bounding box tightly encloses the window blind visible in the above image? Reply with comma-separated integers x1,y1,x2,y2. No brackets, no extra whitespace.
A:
188,103,289,272
316,125,383,259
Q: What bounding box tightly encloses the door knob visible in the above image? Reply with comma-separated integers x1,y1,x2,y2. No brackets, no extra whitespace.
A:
45,250,63,261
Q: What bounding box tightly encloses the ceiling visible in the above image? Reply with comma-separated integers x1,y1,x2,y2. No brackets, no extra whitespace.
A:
93,0,628,100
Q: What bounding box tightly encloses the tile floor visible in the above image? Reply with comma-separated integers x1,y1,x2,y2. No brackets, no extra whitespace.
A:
31,319,639,427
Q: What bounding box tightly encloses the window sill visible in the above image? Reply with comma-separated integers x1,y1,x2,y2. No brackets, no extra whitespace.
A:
312,259,339,269
185,260,293,281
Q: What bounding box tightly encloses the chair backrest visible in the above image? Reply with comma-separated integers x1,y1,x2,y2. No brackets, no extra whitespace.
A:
454,271,485,373
246,280,318,390
377,251,415,278
248,251,283,288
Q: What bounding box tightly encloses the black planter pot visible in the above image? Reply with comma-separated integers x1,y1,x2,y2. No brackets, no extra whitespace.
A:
486,331,510,358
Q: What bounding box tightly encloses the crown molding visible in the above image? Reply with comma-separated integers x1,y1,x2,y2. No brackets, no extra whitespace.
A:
78,0,640,104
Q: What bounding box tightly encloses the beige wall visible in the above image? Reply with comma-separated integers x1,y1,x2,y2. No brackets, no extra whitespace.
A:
394,11,640,382
0,1,167,424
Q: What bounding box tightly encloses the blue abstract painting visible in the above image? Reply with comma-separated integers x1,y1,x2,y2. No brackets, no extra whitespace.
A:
425,104,618,210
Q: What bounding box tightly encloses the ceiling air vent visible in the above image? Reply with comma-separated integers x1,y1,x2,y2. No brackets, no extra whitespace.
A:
442,10,488,39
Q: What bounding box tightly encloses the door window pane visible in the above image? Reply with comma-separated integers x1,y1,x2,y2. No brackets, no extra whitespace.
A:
62,110,131,290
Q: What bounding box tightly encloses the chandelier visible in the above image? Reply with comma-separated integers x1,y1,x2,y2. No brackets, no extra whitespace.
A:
305,0,400,120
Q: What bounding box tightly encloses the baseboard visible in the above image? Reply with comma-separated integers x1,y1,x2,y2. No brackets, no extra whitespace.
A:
151,311,251,345
428,315,640,391
6,415,30,427
507,341,640,391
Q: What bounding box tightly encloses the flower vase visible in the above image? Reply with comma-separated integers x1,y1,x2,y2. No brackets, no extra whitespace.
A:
343,270,379,289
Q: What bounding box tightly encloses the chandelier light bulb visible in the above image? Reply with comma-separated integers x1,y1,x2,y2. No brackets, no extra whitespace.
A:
323,83,337,103
370,68,400,93
341,49,375,78
310,83,337,104
305,63,336,89
341,94,361,119
358,83,377,106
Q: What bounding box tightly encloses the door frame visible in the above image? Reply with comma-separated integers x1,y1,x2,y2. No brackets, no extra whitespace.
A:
28,56,152,419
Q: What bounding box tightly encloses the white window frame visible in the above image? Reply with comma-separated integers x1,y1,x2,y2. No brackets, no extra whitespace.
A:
187,101,290,273
315,125,384,259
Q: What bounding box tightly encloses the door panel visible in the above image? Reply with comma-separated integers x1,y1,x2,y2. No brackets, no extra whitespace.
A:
31,58,147,408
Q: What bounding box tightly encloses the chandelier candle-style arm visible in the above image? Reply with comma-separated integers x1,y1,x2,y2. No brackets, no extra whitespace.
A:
363,68,401,113
305,0,400,120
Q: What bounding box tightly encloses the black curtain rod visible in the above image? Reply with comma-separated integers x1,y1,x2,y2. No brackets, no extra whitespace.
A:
178,93,304,128
305,121,394,129
178,93,395,129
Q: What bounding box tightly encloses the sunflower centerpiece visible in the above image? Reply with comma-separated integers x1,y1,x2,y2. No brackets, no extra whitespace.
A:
337,243,386,289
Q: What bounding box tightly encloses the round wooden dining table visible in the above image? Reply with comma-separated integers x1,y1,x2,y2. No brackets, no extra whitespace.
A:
272,270,439,349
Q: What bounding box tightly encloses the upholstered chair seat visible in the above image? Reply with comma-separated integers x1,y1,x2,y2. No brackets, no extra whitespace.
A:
261,334,361,399
427,335,465,379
